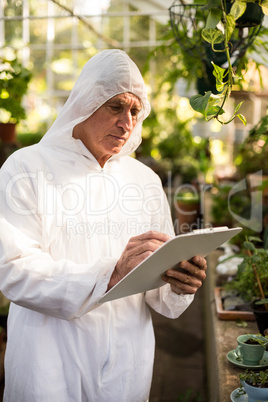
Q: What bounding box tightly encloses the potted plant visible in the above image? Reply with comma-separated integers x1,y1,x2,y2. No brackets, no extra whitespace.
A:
210,183,250,228
224,237,268,333
188,0,268,125
235,114,268,177
240,334,268,348
0,56,32,143
174,185,201,233
238,369,268,401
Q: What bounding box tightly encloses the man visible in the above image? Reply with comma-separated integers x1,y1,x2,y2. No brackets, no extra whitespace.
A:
0,49,206,401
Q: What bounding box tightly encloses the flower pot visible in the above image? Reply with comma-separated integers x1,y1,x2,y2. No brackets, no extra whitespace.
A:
236,334,267,366
226,1,264,28
250,300,268,335
0,122,16,144
175,200,200,234
241,379,268,402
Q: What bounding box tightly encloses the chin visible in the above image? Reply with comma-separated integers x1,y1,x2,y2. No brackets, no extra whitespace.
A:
110,147,123,155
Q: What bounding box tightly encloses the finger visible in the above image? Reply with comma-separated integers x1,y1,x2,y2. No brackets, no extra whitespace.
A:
180,258,207,277
162,275,200,295
126,252,153,269
191,256,207,271
170,282,198,295
130,231,171,244
127,238,168,257
163,270,204,288
166,263,206,282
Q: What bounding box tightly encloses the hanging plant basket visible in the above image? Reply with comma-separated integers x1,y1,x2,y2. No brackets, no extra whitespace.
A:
169,0,263,62
169,0,265,124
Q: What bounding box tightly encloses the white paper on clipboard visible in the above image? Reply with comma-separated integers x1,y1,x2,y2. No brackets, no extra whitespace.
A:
98,226,242,304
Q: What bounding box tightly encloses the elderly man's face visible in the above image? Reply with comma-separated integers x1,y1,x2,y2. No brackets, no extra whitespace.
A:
73,92,142,167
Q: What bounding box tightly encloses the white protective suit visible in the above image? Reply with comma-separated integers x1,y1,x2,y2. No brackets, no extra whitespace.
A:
0,49,194,402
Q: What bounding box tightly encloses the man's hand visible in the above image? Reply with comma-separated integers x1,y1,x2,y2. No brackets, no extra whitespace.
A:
161,256,207,295
107,231,171,290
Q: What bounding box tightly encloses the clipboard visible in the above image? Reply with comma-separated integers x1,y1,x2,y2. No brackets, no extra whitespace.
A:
98,226,242,304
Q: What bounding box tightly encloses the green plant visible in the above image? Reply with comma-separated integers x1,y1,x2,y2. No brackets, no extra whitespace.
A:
239,369,268,389
189,0,268,125
0,57,32,123
242,333,268,347
176,188,200,205
225,237,268,302
235,114,268,176
211,184,237,226
172,157,200,185
210,183,254,229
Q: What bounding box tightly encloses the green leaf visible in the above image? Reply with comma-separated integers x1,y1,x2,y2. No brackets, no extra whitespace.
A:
215,81,225,92
234,101,244,113
248,236,263,243
212,63,225,81
230,1,247,20
243,241,255,251
189,91,211,115
237,113,247,125
235,319,248,328
226,14,236,41
201,28,225,45
255,299,268,305
205,9,223,29
206,105,225,116
211,63,226,92
261,1,268,15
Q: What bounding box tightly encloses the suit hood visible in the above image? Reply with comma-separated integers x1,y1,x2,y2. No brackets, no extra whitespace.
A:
41,49,151,158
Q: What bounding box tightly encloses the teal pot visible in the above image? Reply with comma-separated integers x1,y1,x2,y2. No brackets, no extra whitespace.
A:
241,380,268,402
250,300,268,335
226,1,264,27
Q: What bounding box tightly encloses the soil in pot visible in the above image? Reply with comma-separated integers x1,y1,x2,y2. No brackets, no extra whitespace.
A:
244,339,262,345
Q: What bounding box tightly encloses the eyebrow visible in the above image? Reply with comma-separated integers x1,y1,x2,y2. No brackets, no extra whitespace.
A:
107,98,142,110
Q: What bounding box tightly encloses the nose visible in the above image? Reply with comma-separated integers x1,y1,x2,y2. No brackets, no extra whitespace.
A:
117,111,134,132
